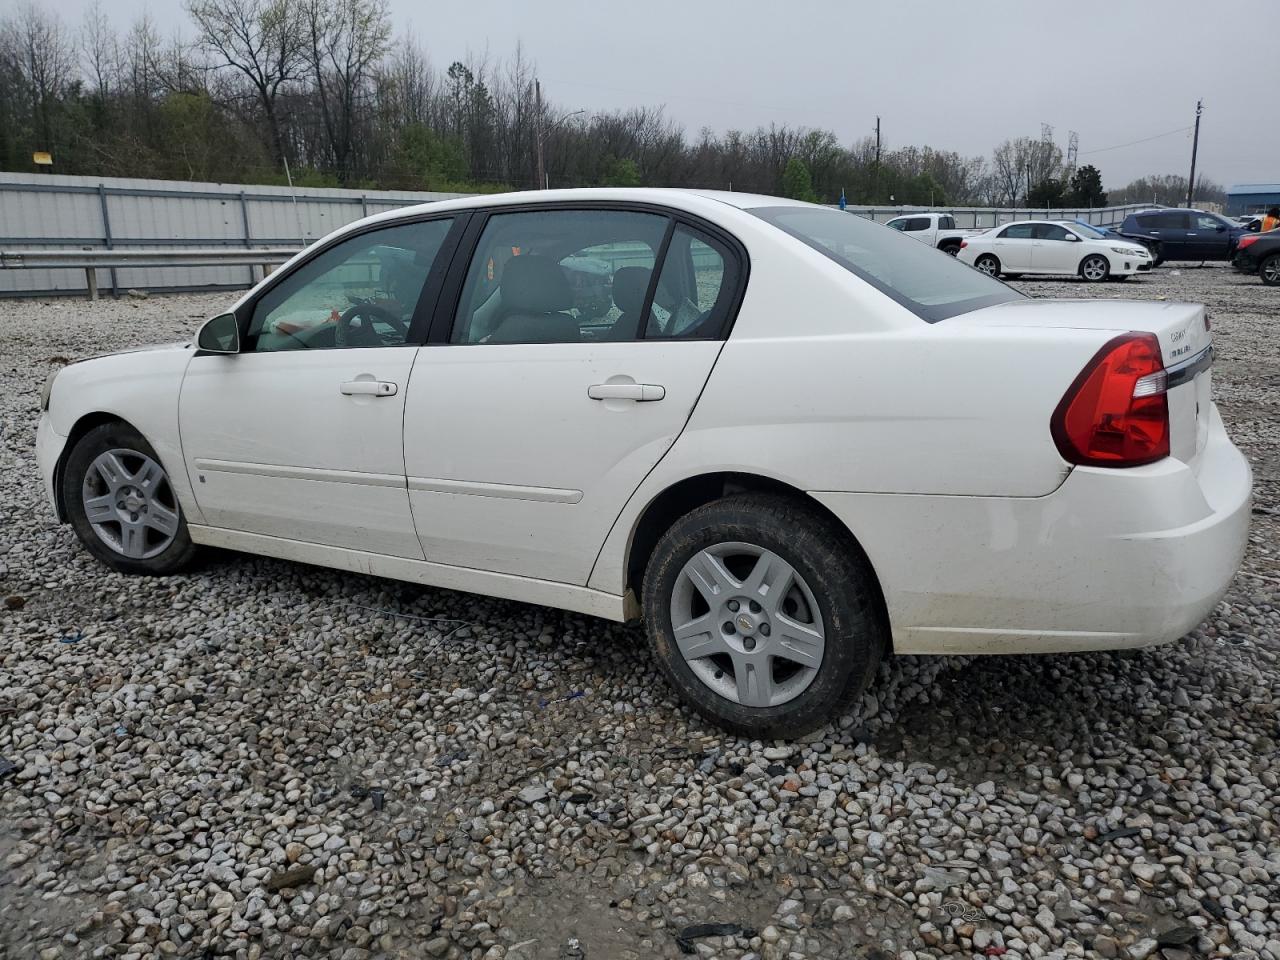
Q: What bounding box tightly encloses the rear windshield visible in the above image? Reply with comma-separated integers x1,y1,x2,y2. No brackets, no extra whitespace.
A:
748,206,1024,322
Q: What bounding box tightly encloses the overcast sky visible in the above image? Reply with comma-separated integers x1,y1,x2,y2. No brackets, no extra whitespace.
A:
69,0,1280,190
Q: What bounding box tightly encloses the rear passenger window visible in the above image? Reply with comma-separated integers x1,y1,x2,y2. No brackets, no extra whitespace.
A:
1141,212,1190,229
645,226,738,340
450,209,668,344
938,216,956,230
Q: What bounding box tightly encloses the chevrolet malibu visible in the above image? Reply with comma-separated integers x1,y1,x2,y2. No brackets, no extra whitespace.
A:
37,189,1252,737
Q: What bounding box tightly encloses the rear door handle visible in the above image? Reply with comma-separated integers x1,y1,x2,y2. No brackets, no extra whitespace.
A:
588,383,665,402
340,379,397,397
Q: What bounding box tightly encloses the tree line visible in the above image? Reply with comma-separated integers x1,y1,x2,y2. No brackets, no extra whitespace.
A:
0,0,1227,208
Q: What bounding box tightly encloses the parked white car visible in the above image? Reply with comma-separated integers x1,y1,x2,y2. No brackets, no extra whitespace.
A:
958,219,1153,281
883,212,983,255
37,188,1250,737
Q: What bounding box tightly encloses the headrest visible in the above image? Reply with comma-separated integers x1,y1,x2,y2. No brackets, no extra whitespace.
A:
501,255,572,313
612,266,652,316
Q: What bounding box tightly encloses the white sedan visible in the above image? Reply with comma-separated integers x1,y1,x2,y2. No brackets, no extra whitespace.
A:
37,189,1251,737
958,219,1153,281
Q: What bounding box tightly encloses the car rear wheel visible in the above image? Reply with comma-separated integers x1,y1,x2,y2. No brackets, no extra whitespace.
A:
1261,254,1280,287
974,254,1001,277
939,242,961,256
642,493,885,738
1080,254,1110,282
62,422,198,575
1149,242,1164,267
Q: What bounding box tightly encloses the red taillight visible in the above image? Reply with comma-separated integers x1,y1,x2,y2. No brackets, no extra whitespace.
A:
1051,333,1170,467
960,240,968,249
1238,235,1259,250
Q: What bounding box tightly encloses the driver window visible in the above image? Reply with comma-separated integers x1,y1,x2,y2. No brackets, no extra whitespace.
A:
246,218,453,352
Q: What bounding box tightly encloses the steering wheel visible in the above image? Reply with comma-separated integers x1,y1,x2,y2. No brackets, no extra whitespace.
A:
335,303,409,347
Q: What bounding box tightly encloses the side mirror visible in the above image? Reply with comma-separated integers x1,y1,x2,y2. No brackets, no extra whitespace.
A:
197,313,240,354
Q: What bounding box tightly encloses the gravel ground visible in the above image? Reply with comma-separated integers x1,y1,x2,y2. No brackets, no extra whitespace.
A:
1,267,1277,960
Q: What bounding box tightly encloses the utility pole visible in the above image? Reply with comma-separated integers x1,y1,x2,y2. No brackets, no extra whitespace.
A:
535,79,546,190
1185,99,1203,208
873,116,881,201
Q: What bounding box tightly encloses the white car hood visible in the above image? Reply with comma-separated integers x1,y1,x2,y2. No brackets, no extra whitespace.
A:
78,340,193,364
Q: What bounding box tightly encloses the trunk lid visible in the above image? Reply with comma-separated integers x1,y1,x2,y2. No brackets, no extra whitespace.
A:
953,299,1213,467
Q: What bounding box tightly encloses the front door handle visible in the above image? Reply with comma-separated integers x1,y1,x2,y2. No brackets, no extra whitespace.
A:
588,383,665,402
340,379,397,397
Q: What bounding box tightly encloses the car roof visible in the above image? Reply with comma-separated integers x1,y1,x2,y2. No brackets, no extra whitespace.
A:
364,187,813,223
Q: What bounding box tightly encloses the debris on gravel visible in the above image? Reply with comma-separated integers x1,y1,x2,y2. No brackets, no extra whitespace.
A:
1,269,1277,959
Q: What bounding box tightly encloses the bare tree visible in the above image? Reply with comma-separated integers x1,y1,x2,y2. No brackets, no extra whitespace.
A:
187,0,303,166
8,4,75,153
80,1,117,100
299,0,390,180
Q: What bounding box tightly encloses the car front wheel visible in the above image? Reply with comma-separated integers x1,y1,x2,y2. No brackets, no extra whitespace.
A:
1080,254,1110,282
974,254,1001,277
62,422,198,575
642,494,886,738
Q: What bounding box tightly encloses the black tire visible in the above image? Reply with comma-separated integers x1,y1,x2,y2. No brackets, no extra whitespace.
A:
974,254,1001,278
62,422,198,575
641,493,886,739
1150,243,1164,268
939,242,961,257
1261,254,1280,287
1079,254,1110,282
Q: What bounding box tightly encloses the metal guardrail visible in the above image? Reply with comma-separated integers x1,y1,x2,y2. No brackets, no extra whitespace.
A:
0,247,301,300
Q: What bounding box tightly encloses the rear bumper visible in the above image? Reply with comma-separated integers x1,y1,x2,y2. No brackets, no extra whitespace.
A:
812,403,1251,654
1232,251,1261,272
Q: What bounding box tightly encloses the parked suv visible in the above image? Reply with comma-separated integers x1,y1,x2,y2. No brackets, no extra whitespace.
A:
1118,209,1247,265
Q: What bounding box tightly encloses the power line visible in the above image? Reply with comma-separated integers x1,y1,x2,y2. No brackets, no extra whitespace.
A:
1080,125,1193,156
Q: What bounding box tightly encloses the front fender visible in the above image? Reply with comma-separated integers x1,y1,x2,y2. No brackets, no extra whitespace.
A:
46,347,204,525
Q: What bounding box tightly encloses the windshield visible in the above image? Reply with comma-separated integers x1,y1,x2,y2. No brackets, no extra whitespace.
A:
1066,222,1107,239
749,206,1024,322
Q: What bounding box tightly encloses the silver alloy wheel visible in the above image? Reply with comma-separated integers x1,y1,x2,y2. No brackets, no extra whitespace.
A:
976,256,999,276
1082,256,1108,281
1263,257,1280,285
81,448,181,560
669,542,825,708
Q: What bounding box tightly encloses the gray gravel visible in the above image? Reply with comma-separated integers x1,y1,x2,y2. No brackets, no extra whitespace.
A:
1,267,1277,960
